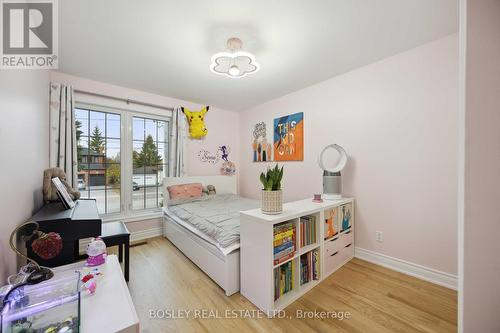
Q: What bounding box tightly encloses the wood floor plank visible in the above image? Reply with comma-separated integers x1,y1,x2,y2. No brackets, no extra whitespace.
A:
324,267,456,332
348,259,457,301
113,237,457,333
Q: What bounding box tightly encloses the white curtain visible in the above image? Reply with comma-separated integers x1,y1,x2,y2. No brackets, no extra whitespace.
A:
49,83,77,187
169,106,187,177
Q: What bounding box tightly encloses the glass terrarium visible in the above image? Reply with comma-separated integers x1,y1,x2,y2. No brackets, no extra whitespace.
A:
1,270,80,333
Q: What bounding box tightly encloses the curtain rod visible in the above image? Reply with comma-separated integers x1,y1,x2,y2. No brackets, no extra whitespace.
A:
74,89,175,112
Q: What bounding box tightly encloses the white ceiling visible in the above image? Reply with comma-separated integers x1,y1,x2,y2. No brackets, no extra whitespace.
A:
59,0,458,111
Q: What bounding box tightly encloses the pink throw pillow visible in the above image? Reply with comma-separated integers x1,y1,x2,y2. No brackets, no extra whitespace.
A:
167,183,203,200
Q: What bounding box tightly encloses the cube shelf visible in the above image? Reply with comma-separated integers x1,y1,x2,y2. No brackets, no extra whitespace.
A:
240,197,354,313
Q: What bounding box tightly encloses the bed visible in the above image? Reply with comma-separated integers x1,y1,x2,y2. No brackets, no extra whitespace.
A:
162,176,259,296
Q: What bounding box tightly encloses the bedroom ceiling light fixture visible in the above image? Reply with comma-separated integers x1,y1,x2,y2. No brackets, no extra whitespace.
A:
210,37,259,79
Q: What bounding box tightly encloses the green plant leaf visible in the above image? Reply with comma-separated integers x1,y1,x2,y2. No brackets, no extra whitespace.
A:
259,164,284,191
260,172,266,189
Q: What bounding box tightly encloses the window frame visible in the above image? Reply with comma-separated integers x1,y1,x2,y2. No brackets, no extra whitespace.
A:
75,106,123,216
75,101,171,221
131,115,169,212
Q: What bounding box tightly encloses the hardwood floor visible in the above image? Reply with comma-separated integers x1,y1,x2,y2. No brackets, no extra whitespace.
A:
119,237,457,333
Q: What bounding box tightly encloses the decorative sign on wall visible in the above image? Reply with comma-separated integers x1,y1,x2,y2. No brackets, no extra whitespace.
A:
273,112,304,161
251,121,273,162
219,145,236,176
197,145,237,176
197,149,220,164
220,145,230,162
220,161,236,176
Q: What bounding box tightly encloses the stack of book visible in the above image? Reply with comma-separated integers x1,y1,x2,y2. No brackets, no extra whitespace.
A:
274,260,294,301
273,221,296,265
300,215,317,247
300,249,320,285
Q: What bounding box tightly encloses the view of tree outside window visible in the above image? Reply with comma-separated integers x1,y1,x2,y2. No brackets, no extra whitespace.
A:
132,116,169,210
75,108,121,214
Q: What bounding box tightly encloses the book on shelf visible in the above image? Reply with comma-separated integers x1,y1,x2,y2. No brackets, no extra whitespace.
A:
300,249,320,285
273,221,296,265
274,245,294,260
300,215,317,248
274,260,294,301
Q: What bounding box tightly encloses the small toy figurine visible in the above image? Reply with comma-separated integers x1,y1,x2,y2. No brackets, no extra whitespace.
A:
79,267,103,295
86,237,107,266
81,274,97,295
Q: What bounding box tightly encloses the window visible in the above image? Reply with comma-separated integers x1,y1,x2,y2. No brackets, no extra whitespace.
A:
75,103,170,218
132,116,169,210
76,108,121,214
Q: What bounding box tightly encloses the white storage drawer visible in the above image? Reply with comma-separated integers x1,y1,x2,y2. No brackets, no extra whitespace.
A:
324,248,343,274
340,229,354,248
339,243,354,264
324,236,342,256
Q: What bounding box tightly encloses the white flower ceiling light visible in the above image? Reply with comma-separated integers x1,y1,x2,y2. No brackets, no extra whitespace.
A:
210,37,259,79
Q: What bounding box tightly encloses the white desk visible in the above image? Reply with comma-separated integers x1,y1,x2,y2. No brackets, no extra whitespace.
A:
54,255,139,333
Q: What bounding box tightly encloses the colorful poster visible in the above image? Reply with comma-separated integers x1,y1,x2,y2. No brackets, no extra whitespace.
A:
273,112,304,161
252,121,273,162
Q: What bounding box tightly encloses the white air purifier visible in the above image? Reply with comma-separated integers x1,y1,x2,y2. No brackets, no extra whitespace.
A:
318,144,348,200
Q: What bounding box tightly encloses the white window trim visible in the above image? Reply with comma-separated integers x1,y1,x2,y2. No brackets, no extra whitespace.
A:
75,100,171,222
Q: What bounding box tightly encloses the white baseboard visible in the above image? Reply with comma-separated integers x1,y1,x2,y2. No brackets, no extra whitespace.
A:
130,227,163,242
79,227,163,253
354,247,457,290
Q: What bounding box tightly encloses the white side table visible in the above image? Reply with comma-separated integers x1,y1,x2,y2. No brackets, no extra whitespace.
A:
54,255,139,333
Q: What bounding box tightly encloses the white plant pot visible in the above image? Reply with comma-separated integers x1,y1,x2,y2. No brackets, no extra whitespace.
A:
261,189,283,215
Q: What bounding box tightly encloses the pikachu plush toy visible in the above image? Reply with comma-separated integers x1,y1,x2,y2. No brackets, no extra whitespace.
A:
182,106,209,139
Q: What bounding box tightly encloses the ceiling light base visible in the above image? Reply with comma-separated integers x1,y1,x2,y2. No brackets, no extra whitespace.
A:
210,38,259,79
227,37,243,52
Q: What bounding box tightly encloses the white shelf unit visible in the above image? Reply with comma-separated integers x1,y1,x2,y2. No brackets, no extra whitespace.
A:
240,198,354,313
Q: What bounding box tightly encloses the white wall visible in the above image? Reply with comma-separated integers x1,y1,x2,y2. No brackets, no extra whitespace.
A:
239,35,459,276
0,71,50,284
461,0,500,331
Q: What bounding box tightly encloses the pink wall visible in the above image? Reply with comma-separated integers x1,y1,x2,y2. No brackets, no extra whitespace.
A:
48,72,240,239
0,71,50,284
462,0,500,330
49,72,240,178
239,35,459,275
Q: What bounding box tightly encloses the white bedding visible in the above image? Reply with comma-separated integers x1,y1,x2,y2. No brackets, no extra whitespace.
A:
163,194,259,255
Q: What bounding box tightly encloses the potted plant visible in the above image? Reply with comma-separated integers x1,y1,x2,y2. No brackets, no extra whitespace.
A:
260,164,284,215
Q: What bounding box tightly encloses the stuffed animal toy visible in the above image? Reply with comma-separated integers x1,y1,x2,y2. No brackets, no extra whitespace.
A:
182,106,209,139
86,237,107,267
206,185,216,195
43,167,81,203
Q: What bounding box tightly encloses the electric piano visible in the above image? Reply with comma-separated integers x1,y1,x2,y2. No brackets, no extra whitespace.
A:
27,199,102,267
